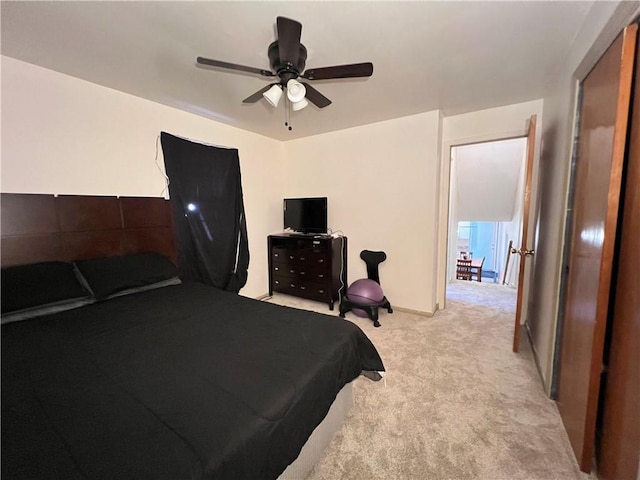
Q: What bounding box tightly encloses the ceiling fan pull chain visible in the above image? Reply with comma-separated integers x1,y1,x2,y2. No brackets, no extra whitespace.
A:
285,95,292,131
284,95,288,128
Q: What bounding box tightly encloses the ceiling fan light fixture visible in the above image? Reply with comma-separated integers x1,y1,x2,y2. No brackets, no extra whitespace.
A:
263,84,283,107
291,98,308,111
286,79,306,102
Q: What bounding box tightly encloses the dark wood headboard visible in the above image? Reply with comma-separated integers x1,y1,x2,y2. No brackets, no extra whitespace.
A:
1,193,177,268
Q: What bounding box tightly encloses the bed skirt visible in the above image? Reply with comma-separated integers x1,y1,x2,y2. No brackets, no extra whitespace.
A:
279,380,354,479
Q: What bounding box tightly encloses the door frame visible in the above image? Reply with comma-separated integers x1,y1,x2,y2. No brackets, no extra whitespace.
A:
445,138,528,288
437,121,541,311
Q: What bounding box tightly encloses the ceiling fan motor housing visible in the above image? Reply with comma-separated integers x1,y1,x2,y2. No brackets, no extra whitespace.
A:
268,41,307,83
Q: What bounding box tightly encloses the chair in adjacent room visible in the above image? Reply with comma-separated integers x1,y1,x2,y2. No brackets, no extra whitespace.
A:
470,256,485,282
456,258,473,280
339,250,392,327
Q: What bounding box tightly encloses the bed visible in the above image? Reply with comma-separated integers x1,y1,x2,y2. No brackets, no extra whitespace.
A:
1,193,385,480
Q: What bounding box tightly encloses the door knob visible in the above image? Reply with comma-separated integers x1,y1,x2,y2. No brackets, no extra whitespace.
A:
511,247,535,256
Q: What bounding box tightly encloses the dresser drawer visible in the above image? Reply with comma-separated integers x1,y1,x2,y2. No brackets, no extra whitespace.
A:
298,267,329,283
304,251,330,268
297,281,330,301
271,247,292,264
272,264,298,278
273,267,329,286
272,277,329,302
272,277,297,295
272,248,320,265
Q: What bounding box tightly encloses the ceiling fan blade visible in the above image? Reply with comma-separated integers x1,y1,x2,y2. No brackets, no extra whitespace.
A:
302,62,373,80
300,82,332,108
197,57,274,77
276,17,302,66
242,84,276,103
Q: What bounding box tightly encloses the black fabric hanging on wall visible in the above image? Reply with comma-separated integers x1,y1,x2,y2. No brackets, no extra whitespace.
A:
160,132,249,293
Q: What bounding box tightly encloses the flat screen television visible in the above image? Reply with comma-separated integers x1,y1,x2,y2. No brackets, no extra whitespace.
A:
283,197,328,234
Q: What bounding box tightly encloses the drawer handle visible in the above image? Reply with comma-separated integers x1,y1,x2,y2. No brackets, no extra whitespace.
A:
274,253,279,257
318,259,324,263
318,289,325,294
300,271,306,275
300,286,306,290
300,257,306,261
290,269,295,274
318,274,324,278
290,283,296,288
275,280,280,284
289,255,294,259
274,267,279,271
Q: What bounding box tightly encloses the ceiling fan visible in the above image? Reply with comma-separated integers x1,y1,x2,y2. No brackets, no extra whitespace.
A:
196,16,373,113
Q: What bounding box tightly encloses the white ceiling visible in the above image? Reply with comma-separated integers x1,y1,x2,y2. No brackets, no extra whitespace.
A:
1,1,594,141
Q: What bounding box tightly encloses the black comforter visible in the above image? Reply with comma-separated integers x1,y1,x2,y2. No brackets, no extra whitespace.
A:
2,283,384,479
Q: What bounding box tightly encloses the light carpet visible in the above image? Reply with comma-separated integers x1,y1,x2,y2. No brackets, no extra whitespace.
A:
266,280,590,480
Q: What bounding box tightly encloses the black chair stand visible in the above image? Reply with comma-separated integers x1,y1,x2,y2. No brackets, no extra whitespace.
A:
339,250,392,327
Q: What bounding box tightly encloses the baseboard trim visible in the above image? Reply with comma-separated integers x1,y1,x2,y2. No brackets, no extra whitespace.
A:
393,306,435,318
525,321,549,394
259,293,435,318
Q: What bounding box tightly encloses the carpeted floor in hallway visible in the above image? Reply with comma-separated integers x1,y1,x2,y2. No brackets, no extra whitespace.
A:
266,280,589,480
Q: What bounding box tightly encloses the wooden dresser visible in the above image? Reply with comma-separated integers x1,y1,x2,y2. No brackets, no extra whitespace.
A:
268,234,347,310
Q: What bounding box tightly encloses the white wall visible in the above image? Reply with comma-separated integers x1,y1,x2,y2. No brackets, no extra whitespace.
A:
528,0,640,393
283,111,442,315
439,99,544,310
501,145,528,288
1,56,284,298
454,138,526,222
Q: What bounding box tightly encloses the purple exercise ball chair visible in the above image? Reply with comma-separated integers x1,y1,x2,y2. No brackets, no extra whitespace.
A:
346,278,385,318
339,250,393,327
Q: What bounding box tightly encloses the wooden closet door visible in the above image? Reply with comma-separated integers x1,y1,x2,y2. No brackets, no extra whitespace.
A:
598,25,640,480
555,24,637,473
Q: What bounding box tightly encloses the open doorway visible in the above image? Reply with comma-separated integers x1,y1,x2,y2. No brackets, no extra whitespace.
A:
446,137,527,298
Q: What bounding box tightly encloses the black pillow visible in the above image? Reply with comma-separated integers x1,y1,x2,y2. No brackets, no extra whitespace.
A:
1,261,90,313
75,253,179,300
